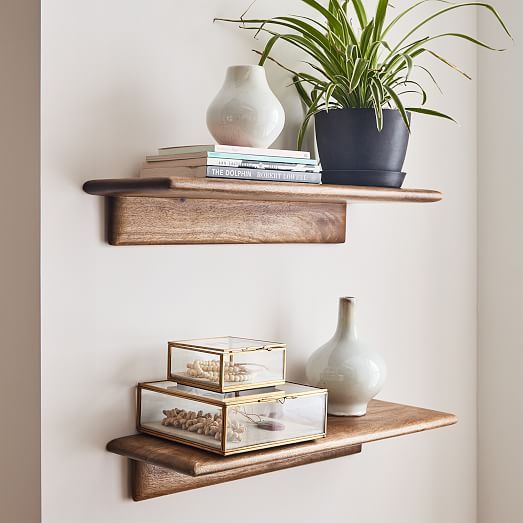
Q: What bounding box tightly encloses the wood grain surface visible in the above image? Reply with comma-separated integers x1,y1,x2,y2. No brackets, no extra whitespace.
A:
84,176,442,203
130,445,362,501
107,400,457,500
108,196,346,245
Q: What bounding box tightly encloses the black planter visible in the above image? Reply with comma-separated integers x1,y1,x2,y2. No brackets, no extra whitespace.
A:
315,108,411,186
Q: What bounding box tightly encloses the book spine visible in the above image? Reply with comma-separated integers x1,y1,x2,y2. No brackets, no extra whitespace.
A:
206,166,321,184
158,145,310,159
206,158,319,172
213,145,310,159
148,152,317,165
207,152,316,164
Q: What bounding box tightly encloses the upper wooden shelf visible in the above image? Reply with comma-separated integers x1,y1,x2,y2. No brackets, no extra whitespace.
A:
107,399,456,501
83,176,442,204
83,176,442,245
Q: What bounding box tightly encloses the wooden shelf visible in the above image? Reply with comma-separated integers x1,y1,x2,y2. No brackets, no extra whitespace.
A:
107,399,456,501
83,177,442,245
83,176,441,203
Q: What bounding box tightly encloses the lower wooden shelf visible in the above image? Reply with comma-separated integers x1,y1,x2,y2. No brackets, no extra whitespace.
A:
107,399,457,501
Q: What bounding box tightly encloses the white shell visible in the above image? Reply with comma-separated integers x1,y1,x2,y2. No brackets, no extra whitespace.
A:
206,65,285,148
306,297,387,416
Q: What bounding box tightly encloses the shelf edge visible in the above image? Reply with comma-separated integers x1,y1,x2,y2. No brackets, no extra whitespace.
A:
83,176,442,204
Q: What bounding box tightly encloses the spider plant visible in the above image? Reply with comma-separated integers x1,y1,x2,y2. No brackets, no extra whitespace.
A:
216,0,511,148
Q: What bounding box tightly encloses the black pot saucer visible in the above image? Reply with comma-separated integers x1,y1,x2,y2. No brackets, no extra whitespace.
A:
321,170,406,188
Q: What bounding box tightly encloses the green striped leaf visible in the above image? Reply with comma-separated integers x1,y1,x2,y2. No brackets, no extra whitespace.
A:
384,85,411,132
350,0,369,29
373,0,390,41
406,107,456,122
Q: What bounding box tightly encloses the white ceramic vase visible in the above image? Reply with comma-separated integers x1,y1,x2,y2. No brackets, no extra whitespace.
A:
206,65,285,148
306,297,387,416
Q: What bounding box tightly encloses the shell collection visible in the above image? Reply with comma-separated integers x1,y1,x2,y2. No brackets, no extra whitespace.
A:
161,408,246,442
185,359,252,383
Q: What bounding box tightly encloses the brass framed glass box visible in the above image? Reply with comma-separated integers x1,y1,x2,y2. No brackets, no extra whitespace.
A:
137,381,327,455
167,337,286,392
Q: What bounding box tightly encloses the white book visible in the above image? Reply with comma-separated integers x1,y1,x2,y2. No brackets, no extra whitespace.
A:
157,144,310,160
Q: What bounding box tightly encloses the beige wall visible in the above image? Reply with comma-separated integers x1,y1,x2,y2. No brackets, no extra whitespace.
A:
478,2,523,522
41,1,477,522
0,1,41,522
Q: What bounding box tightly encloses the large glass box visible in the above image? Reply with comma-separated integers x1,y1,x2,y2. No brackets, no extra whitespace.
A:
168,337,286,392
137,381,327,455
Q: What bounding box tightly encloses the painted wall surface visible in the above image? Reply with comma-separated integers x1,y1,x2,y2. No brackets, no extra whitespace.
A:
0,2,41,522
42,2,477,522
478,2,523,522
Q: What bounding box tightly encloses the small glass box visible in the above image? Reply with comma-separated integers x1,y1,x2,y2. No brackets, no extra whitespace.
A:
137,381,327,455
168,336,286,392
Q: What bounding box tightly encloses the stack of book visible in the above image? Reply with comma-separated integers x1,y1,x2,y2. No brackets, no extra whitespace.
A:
140,144,321,184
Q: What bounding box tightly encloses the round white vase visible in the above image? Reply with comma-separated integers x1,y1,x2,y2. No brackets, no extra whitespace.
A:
206,65,285,148
306,297,387,416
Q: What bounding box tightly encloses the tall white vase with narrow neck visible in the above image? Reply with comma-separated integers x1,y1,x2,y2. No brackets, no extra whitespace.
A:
206,65,285,148
306,297,387,416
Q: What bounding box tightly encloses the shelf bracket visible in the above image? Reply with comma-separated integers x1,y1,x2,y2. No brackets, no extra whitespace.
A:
108,196,347,245
129,444,362,501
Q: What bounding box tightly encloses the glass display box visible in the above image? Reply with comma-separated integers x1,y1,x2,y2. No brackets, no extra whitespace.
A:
168,337,287,392
137,381,328,455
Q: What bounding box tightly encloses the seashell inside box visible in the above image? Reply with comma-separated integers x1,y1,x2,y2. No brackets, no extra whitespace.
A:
137,381,327,455
168,336,286,392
